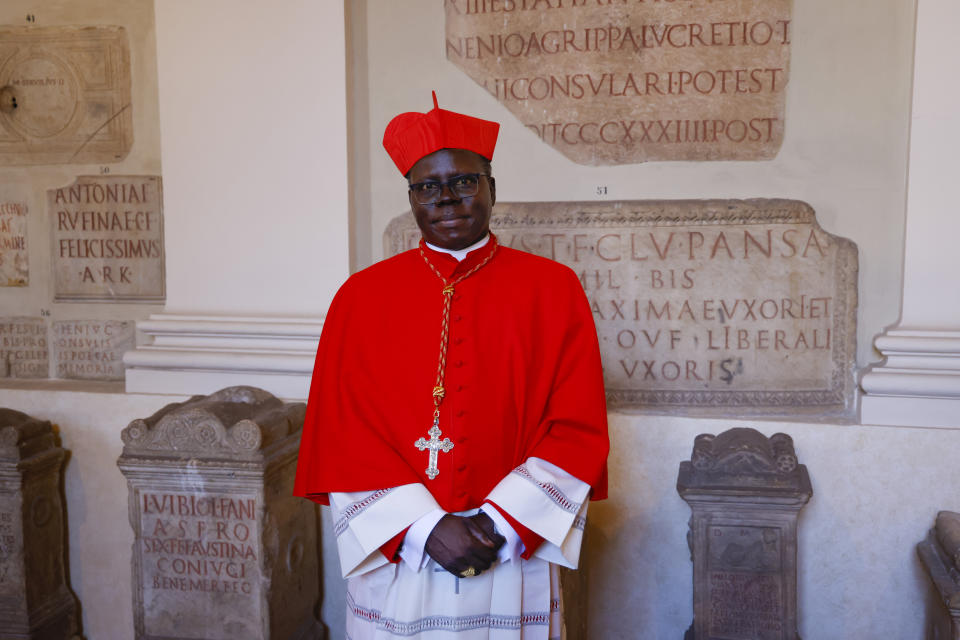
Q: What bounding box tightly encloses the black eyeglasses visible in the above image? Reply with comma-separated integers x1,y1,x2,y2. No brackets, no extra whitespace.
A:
408,173,488,204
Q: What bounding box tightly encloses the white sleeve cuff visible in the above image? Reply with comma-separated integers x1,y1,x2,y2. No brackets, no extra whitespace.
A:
398,508,447,571
479,504,524,564
329,484,441,578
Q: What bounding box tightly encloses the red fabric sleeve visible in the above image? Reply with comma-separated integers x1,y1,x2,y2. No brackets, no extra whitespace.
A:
526,267,610,500
485,500,544,559
379,527,408,563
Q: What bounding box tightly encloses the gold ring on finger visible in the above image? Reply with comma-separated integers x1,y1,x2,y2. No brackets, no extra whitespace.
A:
460,567,477,578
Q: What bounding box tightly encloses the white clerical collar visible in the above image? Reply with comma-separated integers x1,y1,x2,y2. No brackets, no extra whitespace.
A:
425,234,490,262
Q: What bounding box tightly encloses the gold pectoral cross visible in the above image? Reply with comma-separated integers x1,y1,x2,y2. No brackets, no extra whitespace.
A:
415,418,454,480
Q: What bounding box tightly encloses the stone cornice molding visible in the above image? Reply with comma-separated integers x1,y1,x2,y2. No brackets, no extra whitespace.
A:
123,313,323,399
861,329,960,428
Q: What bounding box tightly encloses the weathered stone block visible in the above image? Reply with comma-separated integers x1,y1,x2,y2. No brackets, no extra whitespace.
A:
49,176,165,303
445,0,792,164
117,386,321,640
387,199,859,418
0,408,80,640
677,427,811,640
0,26,133,166
917,511,960,640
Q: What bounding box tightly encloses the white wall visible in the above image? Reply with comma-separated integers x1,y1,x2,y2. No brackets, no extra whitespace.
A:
155,0,348,316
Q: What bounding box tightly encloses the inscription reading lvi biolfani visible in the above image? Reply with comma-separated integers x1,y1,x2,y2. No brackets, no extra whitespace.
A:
445,0,792,164
138,491,259,601
386,199,858,417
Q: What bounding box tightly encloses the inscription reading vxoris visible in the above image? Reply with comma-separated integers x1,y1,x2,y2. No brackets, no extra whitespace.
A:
446,0,792,163
140,492,258,597
387,199,858,415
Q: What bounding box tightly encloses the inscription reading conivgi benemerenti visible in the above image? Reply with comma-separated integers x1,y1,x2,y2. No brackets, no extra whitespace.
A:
385,200,858,417
445,0,791,164
49,176,164,302
0,26,132,166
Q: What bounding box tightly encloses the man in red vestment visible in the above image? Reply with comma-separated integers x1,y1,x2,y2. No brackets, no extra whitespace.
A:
294,94,609,640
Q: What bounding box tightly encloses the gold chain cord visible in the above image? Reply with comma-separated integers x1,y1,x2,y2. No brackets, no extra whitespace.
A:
419,238,499,420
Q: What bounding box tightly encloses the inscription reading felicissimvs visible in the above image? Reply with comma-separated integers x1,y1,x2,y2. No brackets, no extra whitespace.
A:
50,176,164,302
386,199,857,416
445,0,792,164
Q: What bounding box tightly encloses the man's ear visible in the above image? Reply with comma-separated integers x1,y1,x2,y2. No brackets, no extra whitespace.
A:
488,176,496,207
408,189,416,208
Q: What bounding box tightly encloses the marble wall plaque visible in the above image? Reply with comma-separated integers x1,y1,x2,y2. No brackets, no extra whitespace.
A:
51,319,133,381
50,175,165,302
385,199,858,417
0,26,133,166
118,386,322,640
0,317,48,379
0,199,28,286
445,0,791,164
678,428,811,640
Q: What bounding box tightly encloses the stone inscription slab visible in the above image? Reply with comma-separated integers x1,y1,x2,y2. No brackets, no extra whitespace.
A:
138,490,262,639
50,175,164,302
0,504,22,601
0,317,48,379
0,26,133,165
51,319,133,380
386,199,857,417
708,525,783,639
445,0,791,164
0,199,27,286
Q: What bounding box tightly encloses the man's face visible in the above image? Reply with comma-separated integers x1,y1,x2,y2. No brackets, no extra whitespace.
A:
408,148,496,251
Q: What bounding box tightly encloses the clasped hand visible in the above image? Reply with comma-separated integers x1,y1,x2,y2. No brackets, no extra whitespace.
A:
425,512,506,578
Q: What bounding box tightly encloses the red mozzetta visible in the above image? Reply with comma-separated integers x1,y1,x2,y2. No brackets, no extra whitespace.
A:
294,236,609,515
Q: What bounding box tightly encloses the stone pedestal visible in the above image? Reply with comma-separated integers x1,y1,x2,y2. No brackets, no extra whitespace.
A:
0,408,80,640
677,428,811,640
117,386,321,640
917,511,960,640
